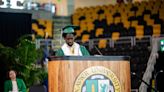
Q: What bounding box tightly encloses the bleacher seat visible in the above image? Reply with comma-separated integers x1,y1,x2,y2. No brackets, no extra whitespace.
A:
32,19,53,38
87,22,94,32
81,34,90,43
75,30,82,38
131,20,138,28
98,14,105,21
112,32,120,41
98,39,107,49
114,17,121,24
136,25,144,39
153,24,161,37
95,28,104,37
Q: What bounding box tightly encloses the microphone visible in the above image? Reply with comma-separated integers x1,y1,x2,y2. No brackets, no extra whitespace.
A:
94,46,103,56
131,72,158,92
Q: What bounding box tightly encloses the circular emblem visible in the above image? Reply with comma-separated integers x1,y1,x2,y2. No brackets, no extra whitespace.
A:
73,66,121,92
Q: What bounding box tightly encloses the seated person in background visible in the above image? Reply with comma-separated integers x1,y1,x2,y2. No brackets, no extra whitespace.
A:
56,25,90,56
4,69,26,92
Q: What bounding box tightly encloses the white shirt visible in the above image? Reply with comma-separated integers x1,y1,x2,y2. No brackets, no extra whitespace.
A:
12,80,18,92
61,42,82,56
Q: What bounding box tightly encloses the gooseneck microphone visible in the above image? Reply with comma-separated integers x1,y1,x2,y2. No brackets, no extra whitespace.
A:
94,46,103,56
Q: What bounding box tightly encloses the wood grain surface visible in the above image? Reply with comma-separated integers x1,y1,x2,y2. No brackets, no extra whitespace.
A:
48,60,130,92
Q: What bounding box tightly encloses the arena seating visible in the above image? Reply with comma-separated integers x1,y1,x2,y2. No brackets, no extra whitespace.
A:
71,0,163,90
87,41,150,89
72,0,164,42
32,19,53,38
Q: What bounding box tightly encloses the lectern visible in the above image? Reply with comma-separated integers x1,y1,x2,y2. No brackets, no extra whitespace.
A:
48,56,130,92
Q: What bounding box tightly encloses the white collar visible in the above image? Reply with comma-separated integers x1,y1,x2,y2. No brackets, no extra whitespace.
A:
61,42,82,56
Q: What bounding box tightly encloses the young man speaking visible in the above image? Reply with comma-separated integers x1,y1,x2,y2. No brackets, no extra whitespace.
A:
55,25,90,56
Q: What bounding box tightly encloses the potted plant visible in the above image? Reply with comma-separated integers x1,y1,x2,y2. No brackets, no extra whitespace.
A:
0,35,47,91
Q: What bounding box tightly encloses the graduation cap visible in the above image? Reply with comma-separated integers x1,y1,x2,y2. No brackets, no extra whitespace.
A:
60,25,79,39
62,25,79,34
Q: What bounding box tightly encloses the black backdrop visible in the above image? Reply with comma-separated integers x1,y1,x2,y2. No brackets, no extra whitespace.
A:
0,12,32,47
155,51,164,92
0,12,31,92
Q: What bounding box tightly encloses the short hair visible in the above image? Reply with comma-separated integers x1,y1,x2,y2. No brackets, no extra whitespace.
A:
62,33,76,38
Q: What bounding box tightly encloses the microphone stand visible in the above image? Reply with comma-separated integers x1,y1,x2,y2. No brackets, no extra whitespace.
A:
131,72,158,92
94,46,103,55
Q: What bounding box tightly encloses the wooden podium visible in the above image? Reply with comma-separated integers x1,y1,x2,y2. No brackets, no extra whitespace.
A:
48,56,130,92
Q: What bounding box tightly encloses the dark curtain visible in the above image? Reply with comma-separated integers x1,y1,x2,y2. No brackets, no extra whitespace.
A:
0,12,31,92
156,51,164,92
0,12,32,47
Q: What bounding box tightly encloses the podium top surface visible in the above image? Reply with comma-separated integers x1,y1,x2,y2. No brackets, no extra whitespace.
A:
49,56,130,61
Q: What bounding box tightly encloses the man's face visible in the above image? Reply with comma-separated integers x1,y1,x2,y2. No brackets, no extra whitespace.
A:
64,34,75,46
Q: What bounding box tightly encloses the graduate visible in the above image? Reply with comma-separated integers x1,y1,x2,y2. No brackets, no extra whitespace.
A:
55,25,90,56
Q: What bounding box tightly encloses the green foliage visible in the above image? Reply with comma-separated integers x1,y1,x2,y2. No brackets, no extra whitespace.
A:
0,35,47,88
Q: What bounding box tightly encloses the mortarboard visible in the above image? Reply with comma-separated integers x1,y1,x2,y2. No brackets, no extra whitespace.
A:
62,25,79,34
